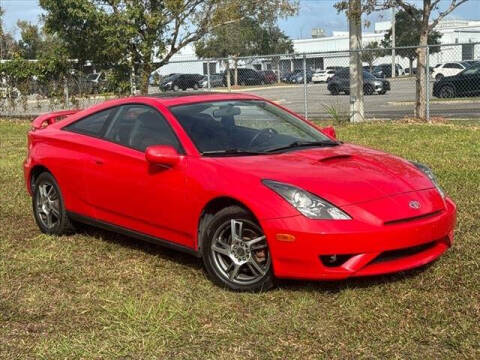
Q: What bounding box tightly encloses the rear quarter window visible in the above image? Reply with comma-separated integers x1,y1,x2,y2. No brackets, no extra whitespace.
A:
63,108,115,137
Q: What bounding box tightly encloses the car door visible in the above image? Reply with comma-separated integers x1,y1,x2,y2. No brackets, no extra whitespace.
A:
83,103,193,247
457,66,480,96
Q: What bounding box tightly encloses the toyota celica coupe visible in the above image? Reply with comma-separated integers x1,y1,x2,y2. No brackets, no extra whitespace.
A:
24,93,456,291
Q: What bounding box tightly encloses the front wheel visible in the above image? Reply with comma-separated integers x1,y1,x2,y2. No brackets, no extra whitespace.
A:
439,85,455,98
202,206,274,292
32,172,73,235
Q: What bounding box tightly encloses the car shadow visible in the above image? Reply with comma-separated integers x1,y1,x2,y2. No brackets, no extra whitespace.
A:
77,223,203,270
275,263,435,293
75,223,436,293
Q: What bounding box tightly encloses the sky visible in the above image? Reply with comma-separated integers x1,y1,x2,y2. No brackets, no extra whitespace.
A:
1,0,480,39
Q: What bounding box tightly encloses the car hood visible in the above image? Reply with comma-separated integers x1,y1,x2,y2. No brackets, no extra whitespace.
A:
207,144,434,207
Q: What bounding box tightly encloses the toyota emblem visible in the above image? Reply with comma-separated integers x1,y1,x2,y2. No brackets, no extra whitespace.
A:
409,200,421,209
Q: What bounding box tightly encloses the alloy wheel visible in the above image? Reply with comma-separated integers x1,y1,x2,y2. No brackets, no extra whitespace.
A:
210,219,271,286
35,182,61,229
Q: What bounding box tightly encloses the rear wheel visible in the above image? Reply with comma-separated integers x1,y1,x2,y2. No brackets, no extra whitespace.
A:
202,206,274,292
330,85,339,95
435,74,444,81
173,85,179,91
193,83,199,90
32,172,73,235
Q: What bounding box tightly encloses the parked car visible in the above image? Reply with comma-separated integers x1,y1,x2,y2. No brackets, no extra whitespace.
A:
328,69,390,95
223,68,264,86
25,92,456,291
86,72,106,93
312,69,336,83
372,64,404,78
200,74,225,88
433,63,480,98
432,62,470,81
281,69,313,83
258,70,278,84
159,73,204,91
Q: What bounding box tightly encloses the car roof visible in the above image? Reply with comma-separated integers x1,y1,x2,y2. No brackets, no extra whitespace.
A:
142,92,261,106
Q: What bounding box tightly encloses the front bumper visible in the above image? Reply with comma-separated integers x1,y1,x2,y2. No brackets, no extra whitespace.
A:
261,197,456,280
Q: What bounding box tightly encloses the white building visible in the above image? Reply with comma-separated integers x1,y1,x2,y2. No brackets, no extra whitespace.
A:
155,19,480,76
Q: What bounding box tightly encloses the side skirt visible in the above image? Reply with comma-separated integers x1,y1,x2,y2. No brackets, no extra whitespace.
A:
67,211,201,258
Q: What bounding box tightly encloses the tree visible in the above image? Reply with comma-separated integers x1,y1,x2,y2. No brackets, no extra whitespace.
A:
381,8,442,76
0,8,19,59
361,41,384,72
17,21,43,59
336,0,470,121
196,21,293,86
40,0,297,94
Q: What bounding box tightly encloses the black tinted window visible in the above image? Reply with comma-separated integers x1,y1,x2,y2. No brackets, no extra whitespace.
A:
104,105,181,152
64,108,114,137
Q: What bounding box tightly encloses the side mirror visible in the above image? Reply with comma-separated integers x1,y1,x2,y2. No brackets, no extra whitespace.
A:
145,145,180,167
320,126,337,140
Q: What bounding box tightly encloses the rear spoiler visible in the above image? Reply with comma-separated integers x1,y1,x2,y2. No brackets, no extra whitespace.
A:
31,110,80,130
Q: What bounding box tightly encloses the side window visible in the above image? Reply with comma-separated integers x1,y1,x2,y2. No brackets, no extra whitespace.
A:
451,63,463,69
103,105,181,152
64,108,115,137
443,63,454,68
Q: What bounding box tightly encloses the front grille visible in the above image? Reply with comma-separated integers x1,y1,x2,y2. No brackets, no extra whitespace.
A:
384,210,442,226
371,241,436,264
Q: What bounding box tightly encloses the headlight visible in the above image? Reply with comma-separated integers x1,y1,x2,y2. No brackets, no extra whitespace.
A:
262,180,351,220
411,162,445,198
165,81,172,86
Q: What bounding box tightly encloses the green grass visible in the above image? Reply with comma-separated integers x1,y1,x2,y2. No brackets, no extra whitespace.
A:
1,119,479,359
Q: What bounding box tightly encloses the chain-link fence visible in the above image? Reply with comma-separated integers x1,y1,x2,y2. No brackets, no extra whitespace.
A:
1,42,479,120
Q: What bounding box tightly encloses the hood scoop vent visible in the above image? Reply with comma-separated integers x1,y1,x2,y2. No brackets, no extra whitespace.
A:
318,154,352,163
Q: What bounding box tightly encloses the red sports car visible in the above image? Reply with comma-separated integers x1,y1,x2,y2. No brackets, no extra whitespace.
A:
24,93,456,291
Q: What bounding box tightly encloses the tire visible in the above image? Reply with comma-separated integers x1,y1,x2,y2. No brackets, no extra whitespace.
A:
202,206,274,292
364,84,374,95
260,80,265,85
379,90,387,95
344,90,350,95
435,74,444,81
193,83,199,90
439,84,455,98
32,172,73,235
330,85,339,95
173,85,179,91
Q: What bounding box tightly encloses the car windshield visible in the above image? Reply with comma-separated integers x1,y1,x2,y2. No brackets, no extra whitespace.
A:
169,100,335,155
462,64,480,76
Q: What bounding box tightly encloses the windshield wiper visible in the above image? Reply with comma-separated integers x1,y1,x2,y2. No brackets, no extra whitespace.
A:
201,148,265,156
263,140,339,153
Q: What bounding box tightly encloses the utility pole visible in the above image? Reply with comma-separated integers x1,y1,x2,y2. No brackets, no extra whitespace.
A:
391,6,396,78
349,0,364,122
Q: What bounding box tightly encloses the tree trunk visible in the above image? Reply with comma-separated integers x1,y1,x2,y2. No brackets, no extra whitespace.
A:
415,31,428,120
140,62,152,95
225,59,231,91
234,57,238,86
349,0,364,122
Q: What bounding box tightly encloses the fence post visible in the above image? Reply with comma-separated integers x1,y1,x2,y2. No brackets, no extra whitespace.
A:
426,45,430,123
303,53,308,119
207,61,211,90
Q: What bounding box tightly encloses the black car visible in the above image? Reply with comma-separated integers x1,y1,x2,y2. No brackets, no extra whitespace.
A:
160,73,204,91
327,69,390,95
223,68,264,86
433,64,480,98
372,64,403,78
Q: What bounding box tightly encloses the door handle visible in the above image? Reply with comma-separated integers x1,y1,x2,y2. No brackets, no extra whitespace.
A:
94,159,104,165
